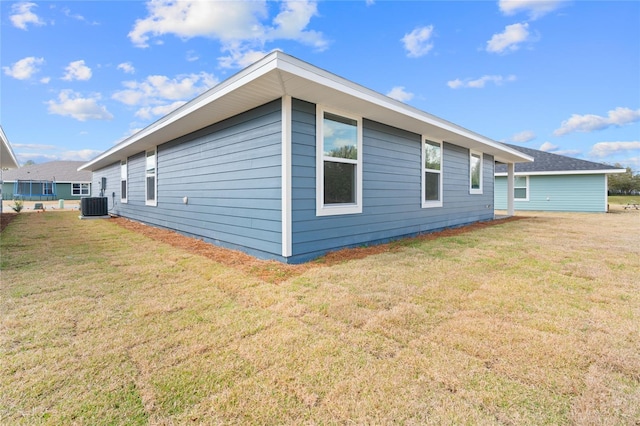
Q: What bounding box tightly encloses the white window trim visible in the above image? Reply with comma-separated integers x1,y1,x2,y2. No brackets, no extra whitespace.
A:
422,138,443,208
120,159,128,203
145,148,157,206
514,175,529,201
469,150,483,195
72,182,90,196
316,106,363,216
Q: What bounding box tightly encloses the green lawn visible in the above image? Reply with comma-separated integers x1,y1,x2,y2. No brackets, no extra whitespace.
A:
1,210,639,424
609,194,640,205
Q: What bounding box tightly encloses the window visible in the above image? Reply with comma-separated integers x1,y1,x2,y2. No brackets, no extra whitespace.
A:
120,160,128,203
72,183,90,196
469,151,483,194
514,175,528,200
145,149,157,206
316,107,362,216
43,182,54,195
422,139,443,208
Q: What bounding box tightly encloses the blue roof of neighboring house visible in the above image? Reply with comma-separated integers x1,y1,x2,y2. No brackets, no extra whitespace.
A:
495,144,624,175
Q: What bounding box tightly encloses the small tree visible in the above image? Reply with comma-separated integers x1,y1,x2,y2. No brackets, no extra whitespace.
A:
10,200,24,213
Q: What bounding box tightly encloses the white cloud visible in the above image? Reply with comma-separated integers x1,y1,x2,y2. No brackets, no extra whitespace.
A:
46,90,113,121
509,130,536,143
589,141,640,158
113,72,217,119
2,56,45,80
117,62,135,74
186,51,199,62
218,47,271,69
499,0,568,20
10,2,45,30
268,1,327,50
135,101,187,120
447,74,516,89
486,22,530,54
62,60,92,81
554,107,640,136
402,25,435,58
386,86,414,102
539,141,558,152
128,0,327,64
13,143,58,151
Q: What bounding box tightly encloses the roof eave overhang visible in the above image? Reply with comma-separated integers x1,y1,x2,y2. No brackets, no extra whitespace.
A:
495,169,627,176
80,51,532,172
1,126,20,169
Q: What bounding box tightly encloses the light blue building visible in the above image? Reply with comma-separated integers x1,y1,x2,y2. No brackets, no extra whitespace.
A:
495,144,625,213
80,52,531,263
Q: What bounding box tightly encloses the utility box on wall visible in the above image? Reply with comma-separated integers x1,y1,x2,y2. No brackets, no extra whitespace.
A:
80,197,108,217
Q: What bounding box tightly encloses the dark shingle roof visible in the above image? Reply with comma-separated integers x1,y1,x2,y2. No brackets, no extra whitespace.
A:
1,161,91,182
495,144,622,174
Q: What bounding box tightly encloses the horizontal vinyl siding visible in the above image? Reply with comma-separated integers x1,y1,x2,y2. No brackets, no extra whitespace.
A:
94,100,283,259
495,174,607,212
290,98,495,263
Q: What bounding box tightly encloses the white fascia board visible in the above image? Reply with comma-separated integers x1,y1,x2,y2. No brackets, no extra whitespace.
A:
495,169,627,177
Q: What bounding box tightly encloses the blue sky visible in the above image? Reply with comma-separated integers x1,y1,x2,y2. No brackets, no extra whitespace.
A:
2,0,639,171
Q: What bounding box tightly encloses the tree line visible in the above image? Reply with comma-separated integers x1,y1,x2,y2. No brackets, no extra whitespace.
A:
608,164,640,195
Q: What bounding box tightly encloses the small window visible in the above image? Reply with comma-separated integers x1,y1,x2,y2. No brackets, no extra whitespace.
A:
470,151,483,194
422,139,443,208
72,183,90,196
120,160,128,203
145,149,157,206
316,107,362,216
514,175,528,201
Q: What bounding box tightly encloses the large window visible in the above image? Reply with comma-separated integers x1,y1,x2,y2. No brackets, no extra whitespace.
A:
145,149,157,206
316,107,362,216
120,160,128,203
422,139,443,208
469,151,483,194
514,175,528,200
72,183,90,196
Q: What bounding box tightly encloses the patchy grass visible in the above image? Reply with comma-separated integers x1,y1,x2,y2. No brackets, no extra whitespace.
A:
1,210,639,424
609,194,640,206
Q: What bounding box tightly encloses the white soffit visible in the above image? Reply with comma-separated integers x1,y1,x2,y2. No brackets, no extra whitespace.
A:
1,126,20,169
80,51,531,171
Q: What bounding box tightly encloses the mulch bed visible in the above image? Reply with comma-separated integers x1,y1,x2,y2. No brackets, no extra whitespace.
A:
111,215,526,284
0,210,523,283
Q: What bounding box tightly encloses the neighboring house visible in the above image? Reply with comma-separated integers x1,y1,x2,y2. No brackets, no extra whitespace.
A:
1,161,92,201
80,52,531,263
1,126,20,213
495,144,625,212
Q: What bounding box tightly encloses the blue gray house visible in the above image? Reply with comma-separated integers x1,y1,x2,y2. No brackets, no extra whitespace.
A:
80,52,531,263
495,144,625,212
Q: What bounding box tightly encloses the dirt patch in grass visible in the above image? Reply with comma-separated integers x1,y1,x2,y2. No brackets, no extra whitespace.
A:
0,212,17,232
111,215,526,283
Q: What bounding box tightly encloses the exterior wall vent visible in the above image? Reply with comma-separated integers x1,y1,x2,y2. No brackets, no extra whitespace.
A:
81,197,108,216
